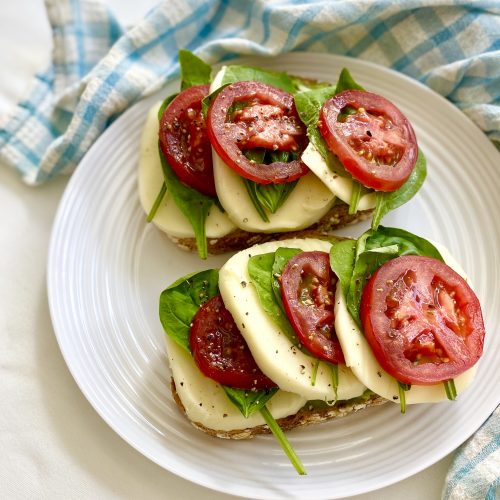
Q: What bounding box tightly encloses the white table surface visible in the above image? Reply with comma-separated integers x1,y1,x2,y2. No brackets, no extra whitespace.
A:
0,1,454,498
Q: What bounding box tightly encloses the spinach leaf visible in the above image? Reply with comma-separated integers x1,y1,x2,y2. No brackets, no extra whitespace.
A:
247,252,299,345
179,49,211,90
222,387,278,418
220,65,296,93
158,146,214,259
371,149,427,230
294,85,337,127
157,93,178,120
159,269,219,352
329,239,356,297
335,67,365,94
242,150,299,222
330,226,443,325
271,247,302,309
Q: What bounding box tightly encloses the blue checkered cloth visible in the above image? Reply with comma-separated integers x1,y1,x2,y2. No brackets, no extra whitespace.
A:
0,0,498,495
0,0,499,184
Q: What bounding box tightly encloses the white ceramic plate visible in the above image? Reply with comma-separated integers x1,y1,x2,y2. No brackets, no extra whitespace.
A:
48,53,500,500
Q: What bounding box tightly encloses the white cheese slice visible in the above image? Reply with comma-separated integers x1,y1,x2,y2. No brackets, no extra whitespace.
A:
165,337,307,431
210,68,336,233
138,103,236,239
334,242,477,404
301,142,376,210
213,156,336,232
219,238,367,402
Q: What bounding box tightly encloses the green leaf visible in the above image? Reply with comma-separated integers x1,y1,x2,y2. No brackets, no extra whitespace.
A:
372,149,427,230
247,252,300,345
222,386,278,418
146,182,167,222
259,405,307,475
201,83,229,117
398,381,411,414
220,65,296,93
157,93,178,120
159,269,219,352
329,239,356,297
271,247,302,309
444,379,457,401
331,226,444,325
335,67,366,94
179,49,211,90
158,146,214,259
294,85,337,128
349,181,362,214
241,150,298,221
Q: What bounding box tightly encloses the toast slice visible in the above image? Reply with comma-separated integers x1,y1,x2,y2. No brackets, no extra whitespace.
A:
171,380,386,440
167,204,373,255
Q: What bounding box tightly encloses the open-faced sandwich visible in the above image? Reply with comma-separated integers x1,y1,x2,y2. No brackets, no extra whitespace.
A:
139,50,426,258
158,227,485,474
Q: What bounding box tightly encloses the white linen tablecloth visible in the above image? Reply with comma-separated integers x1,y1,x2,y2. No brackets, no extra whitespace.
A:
0,1,454,498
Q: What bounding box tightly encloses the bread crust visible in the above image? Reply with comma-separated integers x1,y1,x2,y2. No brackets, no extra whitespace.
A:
171,379,386,440
169,204,373,255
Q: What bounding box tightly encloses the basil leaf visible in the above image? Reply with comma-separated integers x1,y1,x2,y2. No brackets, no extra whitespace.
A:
222,387,278,418
158,146,214,259
331,226,443,325
329,239,356,297
294,85,337,127
157,93,178,121
247,252,299,345
159,269,219,352
201,83,229,117
364,226,443,260
179,49,211,90
220,65,296,93
271,247,302,309
241,150,298,221
372,149,427,230
335,67,365,94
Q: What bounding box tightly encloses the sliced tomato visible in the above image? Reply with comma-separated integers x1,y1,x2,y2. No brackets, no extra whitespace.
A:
360,255,485,385
159,84,216,197
280,251,345,365
190,294,277,390
207,81,309,184
319,90,418,191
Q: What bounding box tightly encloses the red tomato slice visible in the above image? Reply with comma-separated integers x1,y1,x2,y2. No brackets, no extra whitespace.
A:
207,81,309,184
319,90,418,191
190,294,277,390
159,84,216,197
281,251,345,365
360,255,485,385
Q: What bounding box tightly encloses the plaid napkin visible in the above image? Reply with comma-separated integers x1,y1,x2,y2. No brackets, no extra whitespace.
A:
0,0,498,495
0,0,499,184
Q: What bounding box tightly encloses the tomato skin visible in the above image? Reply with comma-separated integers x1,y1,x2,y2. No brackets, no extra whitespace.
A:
360,255,485,385
207,81,309,184
319,90,418,192
190,295,277,390
159,84,216,197
281,251,345,365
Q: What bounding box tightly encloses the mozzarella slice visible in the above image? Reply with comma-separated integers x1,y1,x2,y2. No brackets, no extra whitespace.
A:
138,103,236,239
301,143,376,210
334,243,477,404
219,238,367,402
213,156,336,232
165,337,307,431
